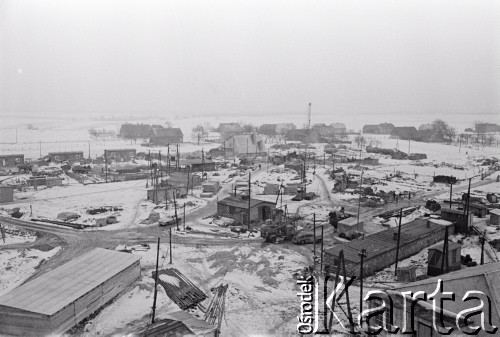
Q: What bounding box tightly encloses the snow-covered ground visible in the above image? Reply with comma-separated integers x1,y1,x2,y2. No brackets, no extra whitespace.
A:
82,243,309,336
0,246,61,297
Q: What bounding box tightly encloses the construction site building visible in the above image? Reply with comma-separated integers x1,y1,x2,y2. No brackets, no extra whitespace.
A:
0,248,141,336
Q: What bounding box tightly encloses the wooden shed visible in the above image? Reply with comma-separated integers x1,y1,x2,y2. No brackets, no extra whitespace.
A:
490,209,500,226
427,241,462,276
0,248,140,336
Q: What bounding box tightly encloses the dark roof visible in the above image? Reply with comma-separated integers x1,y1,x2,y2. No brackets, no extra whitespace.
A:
105,148,136,152
152,128,183,138
325,218,453,263
179,158,215,165
218,196,274,208
48,151,84,155
0,154,24,158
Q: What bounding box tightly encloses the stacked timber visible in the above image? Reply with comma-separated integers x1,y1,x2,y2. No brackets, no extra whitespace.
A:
152,269,207,310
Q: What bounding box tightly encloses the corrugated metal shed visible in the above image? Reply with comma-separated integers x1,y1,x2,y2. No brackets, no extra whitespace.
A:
0,248,140,315
326,218,453,263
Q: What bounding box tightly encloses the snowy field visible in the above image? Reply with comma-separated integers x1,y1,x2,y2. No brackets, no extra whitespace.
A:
81,243,310,336
0,246,61,297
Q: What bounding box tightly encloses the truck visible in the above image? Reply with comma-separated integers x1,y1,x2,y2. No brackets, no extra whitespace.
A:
293,230,322,244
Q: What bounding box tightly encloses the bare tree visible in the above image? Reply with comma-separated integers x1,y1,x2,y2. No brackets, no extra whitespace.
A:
192,125,208,145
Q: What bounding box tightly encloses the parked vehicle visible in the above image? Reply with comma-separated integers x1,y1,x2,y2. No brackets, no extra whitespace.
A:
293,231,322,244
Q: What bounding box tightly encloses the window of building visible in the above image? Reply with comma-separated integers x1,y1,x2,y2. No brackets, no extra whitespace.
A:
15,157,21,163
75,154,81,159
129,152,134,156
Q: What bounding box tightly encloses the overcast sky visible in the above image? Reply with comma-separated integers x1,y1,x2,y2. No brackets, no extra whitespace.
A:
1,0,499,121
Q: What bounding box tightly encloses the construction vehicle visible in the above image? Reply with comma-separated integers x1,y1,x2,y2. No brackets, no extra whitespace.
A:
261,213,303,243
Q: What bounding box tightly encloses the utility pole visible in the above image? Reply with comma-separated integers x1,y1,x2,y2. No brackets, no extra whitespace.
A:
394,208,403,276
320,226,324,272
104,150,108,183
169,228,172,264
151,237,160,324
166,144,170,174
88,142,91,159
356,170,364,230
183,203,186,231
408,139,411,156
174,193,179,231
39,140,42,158
202,148,205,180
462,178,472,234
159,151,162,182
223,141,226,160
148,150,151,188
440,226,449,274
358,249,367,320
248,172,251,229
449,176,453,208
480,230,486,265
313,214,316,260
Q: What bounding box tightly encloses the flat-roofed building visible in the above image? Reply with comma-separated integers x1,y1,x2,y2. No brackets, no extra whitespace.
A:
0,248,141,336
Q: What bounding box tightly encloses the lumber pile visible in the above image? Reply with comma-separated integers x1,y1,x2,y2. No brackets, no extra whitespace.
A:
152,269,207,310
376,206,419,220
204,284,228,332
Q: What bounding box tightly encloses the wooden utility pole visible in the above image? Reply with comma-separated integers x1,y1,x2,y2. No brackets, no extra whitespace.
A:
247,172,251,229
313,214,316,259
104,150,108,183
202,148,205,180
151,237,160,324
320,226,324,272
440,226,449,274
169,228,172,264
167,144,171,174
174,193,179,231
480,230,486,265
449,176,453,208
462,178,472,234
148,150,151,187
223,141,226,160
159,151,162,181
358,249,367,318
394,208,403,276
183,203,186,231
186,169,190,195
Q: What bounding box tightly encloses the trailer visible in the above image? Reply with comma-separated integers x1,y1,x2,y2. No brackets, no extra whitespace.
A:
337,217,364,240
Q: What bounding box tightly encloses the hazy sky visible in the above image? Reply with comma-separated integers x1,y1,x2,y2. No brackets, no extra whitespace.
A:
1,0,499,121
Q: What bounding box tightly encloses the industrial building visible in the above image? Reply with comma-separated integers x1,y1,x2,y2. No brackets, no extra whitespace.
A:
324,218,454,277
427,241,462,276
0,154,24,167
48,151,84,163
217,195,276,225
0,248,141,336
105,148,137,161
224,134,266,155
